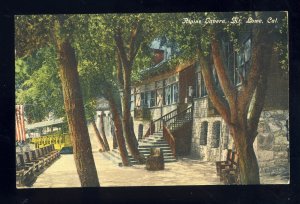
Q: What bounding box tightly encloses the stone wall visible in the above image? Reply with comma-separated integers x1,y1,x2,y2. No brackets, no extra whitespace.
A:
191,99,289,177
191,98,234,161
254,110,289,176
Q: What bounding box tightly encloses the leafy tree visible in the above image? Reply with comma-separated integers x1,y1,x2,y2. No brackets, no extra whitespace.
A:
102,13,168,163
74,15,130,165
15,15,99,187
16,46,65,123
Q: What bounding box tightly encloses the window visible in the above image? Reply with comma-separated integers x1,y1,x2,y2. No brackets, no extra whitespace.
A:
173,83,179,103
211,121,221,148
146,91,151,107
164,82,179,105
150,90,156,107
141,92,147,108
235,38,251,85
200,121,208,145
164,85,171,105
140,91,156,108
199,72,207,97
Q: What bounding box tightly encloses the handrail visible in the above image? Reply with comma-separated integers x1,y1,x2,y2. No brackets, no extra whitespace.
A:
151,108,178,133
162,125,176,156
152,108,178,123
164,105,192,123
144,104,193,137
164,106,192,131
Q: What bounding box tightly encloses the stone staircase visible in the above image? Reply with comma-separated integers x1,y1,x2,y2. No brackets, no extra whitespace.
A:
102,131,176,165
102,105,193,166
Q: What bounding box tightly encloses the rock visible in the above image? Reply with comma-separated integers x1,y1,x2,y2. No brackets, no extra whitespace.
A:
268,121,282,132
257,150,274,161
274,131,288,144
257,134,274,150
146,148,164,171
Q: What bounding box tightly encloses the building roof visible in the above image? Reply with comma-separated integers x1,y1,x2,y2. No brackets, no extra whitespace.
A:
26,118,65,130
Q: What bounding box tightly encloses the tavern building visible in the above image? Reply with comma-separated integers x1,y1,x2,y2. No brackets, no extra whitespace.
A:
126,35,289,176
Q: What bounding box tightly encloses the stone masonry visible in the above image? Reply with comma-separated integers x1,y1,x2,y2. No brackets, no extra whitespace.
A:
191,97,289,179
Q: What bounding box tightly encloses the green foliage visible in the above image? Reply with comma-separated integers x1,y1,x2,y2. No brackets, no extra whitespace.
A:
15,15,54,58
16,46,64,123
15,12,288,123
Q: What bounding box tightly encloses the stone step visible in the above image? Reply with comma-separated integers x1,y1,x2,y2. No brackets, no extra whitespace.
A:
104,150,176,166
150,133,163,137
143,136,164,139
139,143,170,147
141,140,166,145
143,136,164,140
142,154,175,158
138,149,173,153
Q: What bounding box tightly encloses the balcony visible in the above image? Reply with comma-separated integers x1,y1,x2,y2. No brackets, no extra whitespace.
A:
134,107,151,121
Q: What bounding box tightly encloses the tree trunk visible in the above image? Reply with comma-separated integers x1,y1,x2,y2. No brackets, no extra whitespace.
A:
121,72,145,164
111,123,118,149
129,115,139,148
99,113,110,151
231,125,260,184
55,36,99,187
107,92,130,166
91,119,106,152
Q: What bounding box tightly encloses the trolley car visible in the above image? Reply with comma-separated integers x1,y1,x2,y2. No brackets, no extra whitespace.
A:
26,118,73,154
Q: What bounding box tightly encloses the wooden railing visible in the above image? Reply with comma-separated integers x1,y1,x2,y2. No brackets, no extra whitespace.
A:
164,105,193,131
144,105,193,138
163,125,176,156
144,108,178,137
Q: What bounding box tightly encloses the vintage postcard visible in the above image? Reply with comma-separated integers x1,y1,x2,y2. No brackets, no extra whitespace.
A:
15,11,289,188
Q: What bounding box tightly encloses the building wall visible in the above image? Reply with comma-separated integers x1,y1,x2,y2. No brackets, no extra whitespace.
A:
191,97,289,175
254,110,289,176
191,97,234,161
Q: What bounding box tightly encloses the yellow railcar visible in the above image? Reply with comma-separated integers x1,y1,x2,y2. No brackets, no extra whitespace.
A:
26,118,73,154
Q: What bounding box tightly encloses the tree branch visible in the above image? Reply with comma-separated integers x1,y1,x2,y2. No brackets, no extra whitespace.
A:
197,47,231,125
116,50,124,88
129,21,141,64
114,29,130,69
211,35,237,109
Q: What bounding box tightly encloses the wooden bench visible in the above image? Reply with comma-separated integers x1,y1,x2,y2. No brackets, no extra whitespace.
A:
36,148,51,166
215,149,233,177
29,150,45,170
222,153,240,185
48,144,60,159
41,146,55,163
24,151,40,172
16,154,35,186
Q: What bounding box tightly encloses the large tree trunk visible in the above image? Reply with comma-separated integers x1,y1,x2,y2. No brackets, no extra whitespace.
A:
91,119,106,152
99,113,110,151
107,91,130,166
54,18,99,186
121,72,145,163
231,126,260,184
114,25,144,164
